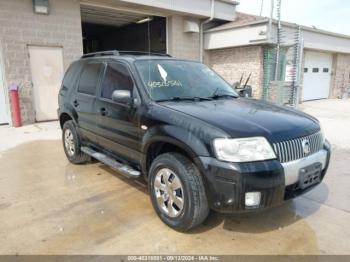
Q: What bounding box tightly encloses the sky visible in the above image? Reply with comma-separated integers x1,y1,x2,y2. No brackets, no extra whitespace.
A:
237,0,350,35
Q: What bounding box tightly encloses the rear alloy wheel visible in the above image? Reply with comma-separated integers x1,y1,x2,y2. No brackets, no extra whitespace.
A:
64,129,75,157
149,153,209,231
62,120,90,164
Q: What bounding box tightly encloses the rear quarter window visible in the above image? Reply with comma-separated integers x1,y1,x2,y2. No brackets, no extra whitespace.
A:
62,62,81,90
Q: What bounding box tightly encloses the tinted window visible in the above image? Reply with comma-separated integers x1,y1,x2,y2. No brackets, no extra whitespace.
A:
312,68,319,73
323,68,329,73
304,68,308,73
62,62,80,89
101,63,133,100
78,63,102,95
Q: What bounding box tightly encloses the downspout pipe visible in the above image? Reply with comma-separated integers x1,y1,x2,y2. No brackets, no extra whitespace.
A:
200,0,215,63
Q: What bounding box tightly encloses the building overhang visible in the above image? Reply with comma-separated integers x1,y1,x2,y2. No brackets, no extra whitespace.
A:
204,14,350,54
80,0,238,21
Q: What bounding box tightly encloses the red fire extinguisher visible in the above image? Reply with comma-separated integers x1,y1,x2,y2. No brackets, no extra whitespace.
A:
9,83,22,127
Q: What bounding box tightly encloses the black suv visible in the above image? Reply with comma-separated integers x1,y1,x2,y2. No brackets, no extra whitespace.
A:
58,50,331,231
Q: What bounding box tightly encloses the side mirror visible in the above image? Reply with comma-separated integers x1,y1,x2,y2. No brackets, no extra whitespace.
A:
112,90,132,104
237,85,252,98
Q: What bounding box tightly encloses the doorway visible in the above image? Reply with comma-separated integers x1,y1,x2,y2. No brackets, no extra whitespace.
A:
0,51,8,125
28,46,64,121
80,5,166,54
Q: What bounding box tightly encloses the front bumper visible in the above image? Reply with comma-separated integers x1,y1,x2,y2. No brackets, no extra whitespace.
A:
194,141,331,213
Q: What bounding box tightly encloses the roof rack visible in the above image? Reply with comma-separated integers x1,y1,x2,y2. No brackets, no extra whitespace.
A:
81,50,171,59
81,50,120,58
118,51,171,57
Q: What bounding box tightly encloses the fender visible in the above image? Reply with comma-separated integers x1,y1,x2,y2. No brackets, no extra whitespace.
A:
141,125,211,174
59,104,78,126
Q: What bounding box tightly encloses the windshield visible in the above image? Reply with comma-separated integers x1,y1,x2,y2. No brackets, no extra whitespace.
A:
135,60,238,101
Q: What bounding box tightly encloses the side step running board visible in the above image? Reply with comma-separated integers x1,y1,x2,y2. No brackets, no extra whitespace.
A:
81,146,141,179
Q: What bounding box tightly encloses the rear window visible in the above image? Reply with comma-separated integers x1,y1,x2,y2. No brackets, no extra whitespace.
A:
78,63,103,95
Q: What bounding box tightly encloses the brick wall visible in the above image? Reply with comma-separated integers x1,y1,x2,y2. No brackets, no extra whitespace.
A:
0,0,83,124
167,16,200,61
330,53,350,98
208,46,264,98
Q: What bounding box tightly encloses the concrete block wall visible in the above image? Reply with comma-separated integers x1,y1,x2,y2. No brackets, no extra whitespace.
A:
208,46,264,98
330,53,350,99
167,16,200,61
0,0,83,124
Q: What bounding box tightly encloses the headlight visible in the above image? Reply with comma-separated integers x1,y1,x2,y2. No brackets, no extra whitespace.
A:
213,137,276,162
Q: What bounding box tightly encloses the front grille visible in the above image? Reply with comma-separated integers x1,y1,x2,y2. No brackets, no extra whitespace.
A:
273,132,324,163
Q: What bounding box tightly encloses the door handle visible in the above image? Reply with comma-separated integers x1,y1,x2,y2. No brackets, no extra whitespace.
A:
73,100,79,107
100,107,108,116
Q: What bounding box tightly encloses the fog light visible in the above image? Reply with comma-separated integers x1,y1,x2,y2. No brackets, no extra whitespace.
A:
245,192,261,207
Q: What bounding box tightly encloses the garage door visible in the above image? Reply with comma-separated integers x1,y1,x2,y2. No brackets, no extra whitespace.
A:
302,51,332,101
28,46,64,122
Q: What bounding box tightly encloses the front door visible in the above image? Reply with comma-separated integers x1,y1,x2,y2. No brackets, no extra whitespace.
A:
28,46,64,121
95,62,141,164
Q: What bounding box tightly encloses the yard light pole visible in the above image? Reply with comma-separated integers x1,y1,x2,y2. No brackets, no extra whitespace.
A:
274,0,282,81
268,0,274,43
260,0,265,16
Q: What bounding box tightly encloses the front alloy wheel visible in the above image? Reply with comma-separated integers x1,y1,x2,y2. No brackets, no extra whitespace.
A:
154,168,184,218
149,153,209,231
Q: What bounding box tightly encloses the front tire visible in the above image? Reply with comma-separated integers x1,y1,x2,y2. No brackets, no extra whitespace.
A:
149,153,209,231
62,120,90,164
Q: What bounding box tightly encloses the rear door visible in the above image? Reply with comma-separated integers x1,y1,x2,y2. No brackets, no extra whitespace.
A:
95,61,142,164
74,61,104,143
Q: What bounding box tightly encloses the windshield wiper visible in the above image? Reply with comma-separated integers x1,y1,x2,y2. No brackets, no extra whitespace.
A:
156,96,212,102
208,88,238,100
210,94,238,99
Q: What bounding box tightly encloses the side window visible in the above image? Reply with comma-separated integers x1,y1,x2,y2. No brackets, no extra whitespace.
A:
101,63,134,100
78,63,102,95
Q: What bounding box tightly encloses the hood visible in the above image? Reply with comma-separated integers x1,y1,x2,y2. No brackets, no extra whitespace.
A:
159,98,320,143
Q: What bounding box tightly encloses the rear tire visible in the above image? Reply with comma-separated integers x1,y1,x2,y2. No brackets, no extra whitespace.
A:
62,120,90,164
149,153,209,231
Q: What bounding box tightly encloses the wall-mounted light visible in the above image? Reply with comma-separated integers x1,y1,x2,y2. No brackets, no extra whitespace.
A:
33,0,50,15
136,17,153,24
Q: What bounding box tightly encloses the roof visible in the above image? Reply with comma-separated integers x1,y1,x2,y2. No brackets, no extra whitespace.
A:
206,12,268,32
206,12,350,40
